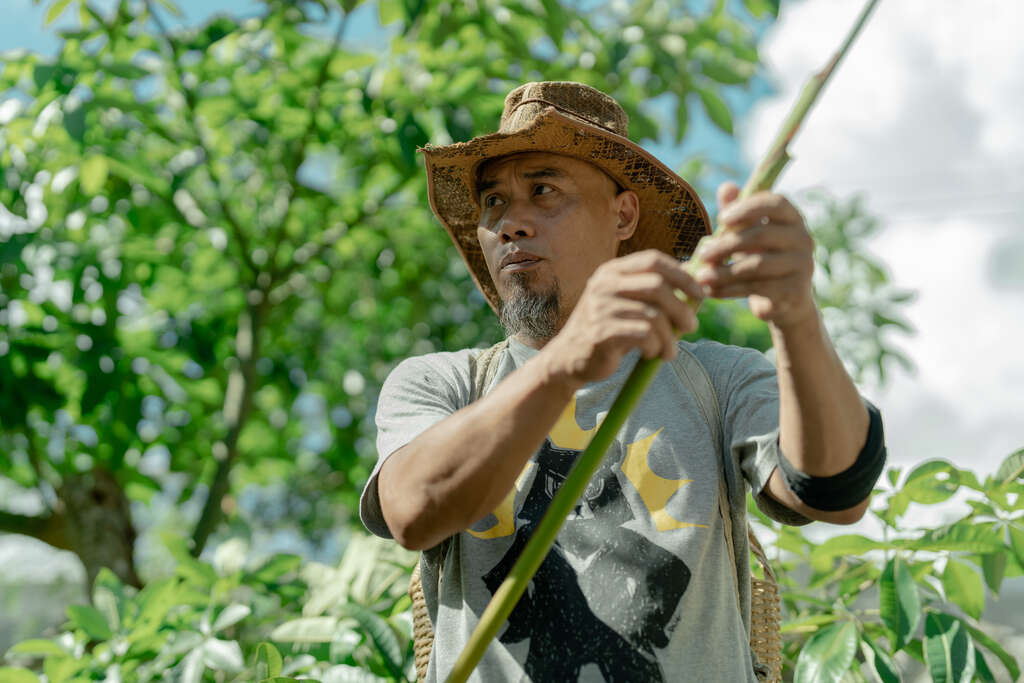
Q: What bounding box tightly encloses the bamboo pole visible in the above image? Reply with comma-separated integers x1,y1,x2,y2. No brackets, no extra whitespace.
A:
446,2,881,680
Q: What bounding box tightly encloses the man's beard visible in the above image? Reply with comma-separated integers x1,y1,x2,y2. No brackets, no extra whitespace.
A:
498,274,561,341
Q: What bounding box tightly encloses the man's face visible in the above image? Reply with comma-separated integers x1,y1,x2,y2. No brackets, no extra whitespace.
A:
476,152,638,342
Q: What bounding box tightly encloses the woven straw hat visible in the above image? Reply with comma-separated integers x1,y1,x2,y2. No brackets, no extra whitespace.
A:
423,81,712,312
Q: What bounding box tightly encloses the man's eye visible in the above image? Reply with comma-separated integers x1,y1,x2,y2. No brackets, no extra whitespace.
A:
484,194,504,208
534,184,553,196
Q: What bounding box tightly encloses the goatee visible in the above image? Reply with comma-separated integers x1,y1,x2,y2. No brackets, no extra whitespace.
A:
498,274,561,341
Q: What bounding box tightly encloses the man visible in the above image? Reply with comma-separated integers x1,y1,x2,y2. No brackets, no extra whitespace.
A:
359,82,885,682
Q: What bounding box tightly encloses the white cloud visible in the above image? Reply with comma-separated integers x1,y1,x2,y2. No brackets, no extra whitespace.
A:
746,0,1024,474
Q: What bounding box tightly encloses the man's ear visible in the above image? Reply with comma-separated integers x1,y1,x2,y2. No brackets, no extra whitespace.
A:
614,190,640,241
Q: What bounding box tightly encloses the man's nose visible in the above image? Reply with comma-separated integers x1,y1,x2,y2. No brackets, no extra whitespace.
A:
497,202,536,243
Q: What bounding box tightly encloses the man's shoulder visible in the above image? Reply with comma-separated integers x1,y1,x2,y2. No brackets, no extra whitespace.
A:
380,346,486,398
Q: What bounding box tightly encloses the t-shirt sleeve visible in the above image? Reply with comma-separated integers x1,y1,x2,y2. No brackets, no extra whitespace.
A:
358,351,474,539
701,343,812,527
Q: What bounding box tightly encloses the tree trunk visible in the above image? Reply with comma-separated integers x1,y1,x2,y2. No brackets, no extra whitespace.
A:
57,468,141,589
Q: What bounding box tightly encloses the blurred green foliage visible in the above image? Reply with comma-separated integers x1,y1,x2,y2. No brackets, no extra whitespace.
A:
1,0,918,671
0,0,799,584
765,448,1024,683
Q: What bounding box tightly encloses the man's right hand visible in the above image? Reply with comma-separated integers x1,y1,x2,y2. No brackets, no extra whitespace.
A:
541,249,703,389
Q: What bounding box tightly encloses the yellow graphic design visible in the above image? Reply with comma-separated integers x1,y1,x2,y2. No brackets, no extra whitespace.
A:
469,395,703,537
468,462,535,539
549,395,602,449
621,428,706,531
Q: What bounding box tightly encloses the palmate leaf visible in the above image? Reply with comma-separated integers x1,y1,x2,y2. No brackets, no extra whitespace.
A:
879,557,920,650
793,621,858,683
923,613,974,683
696,86,733,134
994,448,1024,487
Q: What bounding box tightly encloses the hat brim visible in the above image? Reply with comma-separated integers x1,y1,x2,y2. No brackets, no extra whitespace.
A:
423,108,712,312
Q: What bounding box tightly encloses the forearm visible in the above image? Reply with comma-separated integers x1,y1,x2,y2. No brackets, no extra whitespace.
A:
378,350,576,550
772,310,870,477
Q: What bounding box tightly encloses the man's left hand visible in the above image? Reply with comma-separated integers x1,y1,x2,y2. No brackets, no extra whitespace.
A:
694,182,817,331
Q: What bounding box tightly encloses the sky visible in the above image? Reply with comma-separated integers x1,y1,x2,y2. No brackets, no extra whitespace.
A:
746,0,1024,477
1,0,1023,582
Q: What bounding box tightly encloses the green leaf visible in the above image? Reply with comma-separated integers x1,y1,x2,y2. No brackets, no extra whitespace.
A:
250,553,302,583
45,0,73,25
212,603,251,632
974,648,996,683
255,641,283,679
8,639,66,656
202,638,244,672
155,0,183,16
908,523,1003,554
697,86,733,134
994,448,1024,487
340,603,404,678
962,621,1021,682
270,616,339,643
793,621,858,683
923,613,974,683
809,533,888,571
80,155,108,196
942,559,985,619
0,668,41,683
67,604,113,641
674,96,688,144
879,557,921,650
861,635,900,683
1010,525,1024,569
378,0,402,25
980,552,1006,594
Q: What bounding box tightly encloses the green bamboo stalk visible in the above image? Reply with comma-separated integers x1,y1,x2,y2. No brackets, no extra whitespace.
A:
446,2,881,680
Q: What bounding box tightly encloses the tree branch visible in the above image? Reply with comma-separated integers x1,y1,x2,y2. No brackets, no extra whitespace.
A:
0,510,70,550
269,176,408,299
145,0,261,279
189,299,266,555
269,9,351,281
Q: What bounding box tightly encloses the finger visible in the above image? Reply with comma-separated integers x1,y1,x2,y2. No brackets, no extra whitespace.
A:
614,272,700,333
611,319,664,360
719,192,802,231
697,221,810,265
704,276,799,302
617,250,706,302
717,181,740,210
696,252,805,287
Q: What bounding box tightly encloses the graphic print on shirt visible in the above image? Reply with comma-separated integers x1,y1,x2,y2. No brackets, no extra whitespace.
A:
477,397,705,682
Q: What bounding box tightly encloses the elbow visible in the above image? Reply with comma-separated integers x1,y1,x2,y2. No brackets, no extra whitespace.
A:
807,495,871,525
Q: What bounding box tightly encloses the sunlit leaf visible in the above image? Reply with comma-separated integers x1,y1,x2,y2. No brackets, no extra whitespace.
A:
793,621,858,683
45,0,73,25
255,641,283,679
80,155,108,195
0,668,41,683
67,604,113,641
697,86,733,133
942,560,985,619
212,604,251,632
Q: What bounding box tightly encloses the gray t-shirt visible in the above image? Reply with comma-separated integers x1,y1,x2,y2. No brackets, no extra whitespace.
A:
360,338,809,682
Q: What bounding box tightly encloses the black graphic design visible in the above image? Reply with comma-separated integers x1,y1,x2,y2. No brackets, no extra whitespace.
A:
482,440,690,681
